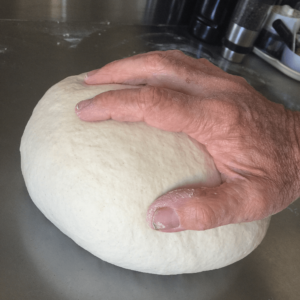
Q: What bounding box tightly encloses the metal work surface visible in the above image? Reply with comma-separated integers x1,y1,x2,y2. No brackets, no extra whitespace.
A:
1,2,300,300
0,0,195,25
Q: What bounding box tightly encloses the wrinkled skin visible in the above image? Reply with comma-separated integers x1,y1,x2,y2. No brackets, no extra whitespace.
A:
75,50,300,232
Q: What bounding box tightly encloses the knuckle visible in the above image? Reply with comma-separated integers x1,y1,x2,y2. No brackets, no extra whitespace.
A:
144,52,168,71
198,58,210,65
144,50,185,72
190,204,216,230
169,49,185,57
201,207,216,230
138,86,164,112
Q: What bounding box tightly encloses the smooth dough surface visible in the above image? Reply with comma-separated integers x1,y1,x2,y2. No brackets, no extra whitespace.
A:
20,74,271,275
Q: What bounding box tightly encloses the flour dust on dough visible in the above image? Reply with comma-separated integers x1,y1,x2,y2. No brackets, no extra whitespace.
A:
20,74,271,275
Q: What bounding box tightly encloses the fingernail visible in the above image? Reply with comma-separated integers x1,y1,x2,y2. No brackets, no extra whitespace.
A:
153,207,180,230
76,99,92,111
86,69,98,78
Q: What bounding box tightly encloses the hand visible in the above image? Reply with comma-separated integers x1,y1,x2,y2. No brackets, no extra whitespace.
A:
75,50,300,232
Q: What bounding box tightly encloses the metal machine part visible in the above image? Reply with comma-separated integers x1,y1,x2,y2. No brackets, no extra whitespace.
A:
222,0,277,62
189,0,238,44
222,23,259,62
272,18,294,50
255,5,300,59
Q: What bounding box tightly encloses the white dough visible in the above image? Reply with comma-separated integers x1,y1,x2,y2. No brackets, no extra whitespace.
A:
20,74,271,275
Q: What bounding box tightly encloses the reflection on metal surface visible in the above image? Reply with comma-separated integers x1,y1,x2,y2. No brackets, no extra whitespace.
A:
226,23,259,48
51,0,68,21
0,0,196,24
143,0,197,25
222,46,246,63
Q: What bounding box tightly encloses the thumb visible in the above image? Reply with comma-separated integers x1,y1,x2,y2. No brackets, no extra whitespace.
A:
147,180,268,232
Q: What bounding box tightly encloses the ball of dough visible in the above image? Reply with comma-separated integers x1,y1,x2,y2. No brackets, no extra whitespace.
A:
20,74,271,275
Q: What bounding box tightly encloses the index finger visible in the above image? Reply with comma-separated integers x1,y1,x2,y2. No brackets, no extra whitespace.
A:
84,50,228,96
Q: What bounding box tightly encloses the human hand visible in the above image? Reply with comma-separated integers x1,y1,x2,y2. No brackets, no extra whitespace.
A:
75,50,300,232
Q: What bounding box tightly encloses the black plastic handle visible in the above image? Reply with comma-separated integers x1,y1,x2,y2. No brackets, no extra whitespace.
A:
272,19,294,50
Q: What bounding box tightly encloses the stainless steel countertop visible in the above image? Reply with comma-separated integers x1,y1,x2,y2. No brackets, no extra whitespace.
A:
1,1,300,299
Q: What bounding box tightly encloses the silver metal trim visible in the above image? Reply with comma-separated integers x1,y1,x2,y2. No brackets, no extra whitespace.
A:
226,22,259,48
222,46,245,63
